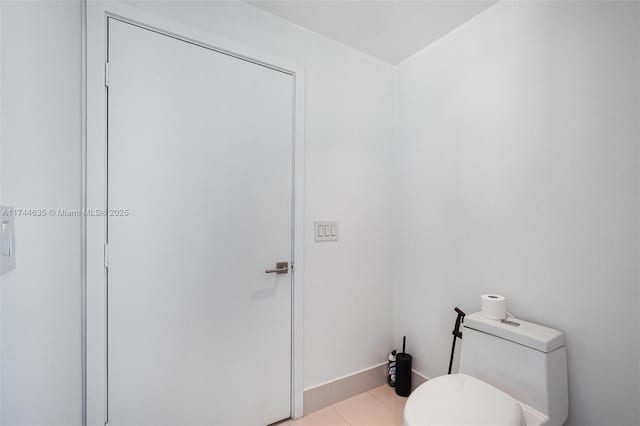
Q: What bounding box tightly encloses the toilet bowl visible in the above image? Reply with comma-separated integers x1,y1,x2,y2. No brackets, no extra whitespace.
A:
402,312,568,426
404,374,524,426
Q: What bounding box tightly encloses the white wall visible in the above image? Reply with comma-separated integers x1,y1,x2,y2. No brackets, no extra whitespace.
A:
0,1,3,420
0,1,82,424
394,2,640,425
126,0,396,389
2,1,638,424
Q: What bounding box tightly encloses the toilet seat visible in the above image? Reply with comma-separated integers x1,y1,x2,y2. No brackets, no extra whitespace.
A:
403,374,525,426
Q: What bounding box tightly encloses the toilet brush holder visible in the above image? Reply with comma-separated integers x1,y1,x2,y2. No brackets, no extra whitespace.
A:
395,336,412,397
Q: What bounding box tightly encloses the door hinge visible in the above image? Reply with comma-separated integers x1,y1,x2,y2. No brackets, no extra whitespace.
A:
104,62,110,87
104,243,109,269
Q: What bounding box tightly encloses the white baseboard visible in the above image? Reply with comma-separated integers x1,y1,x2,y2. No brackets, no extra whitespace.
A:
303,363,387,415
302,365,431,416
411,369,429,390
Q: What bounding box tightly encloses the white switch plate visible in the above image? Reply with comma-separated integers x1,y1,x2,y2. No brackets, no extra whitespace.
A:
1,206,16,275
314,221,338,242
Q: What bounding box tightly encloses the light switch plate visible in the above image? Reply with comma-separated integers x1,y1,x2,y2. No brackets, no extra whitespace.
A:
314,221,338,242
1,206,16,275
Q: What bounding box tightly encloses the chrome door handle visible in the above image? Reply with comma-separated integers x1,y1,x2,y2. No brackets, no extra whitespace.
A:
265,262,289,274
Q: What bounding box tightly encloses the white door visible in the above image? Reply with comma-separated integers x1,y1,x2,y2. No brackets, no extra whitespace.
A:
107,18,294,426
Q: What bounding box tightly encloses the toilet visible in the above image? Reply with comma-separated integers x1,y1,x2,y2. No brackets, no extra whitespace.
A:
403,312,568,426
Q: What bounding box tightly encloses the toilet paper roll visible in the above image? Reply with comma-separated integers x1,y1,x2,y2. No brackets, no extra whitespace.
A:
481,294,507,320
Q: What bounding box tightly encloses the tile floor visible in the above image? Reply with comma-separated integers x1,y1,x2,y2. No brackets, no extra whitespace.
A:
279,385,407,426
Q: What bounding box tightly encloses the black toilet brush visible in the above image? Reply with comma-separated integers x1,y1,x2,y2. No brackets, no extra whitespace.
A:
395,336,412,397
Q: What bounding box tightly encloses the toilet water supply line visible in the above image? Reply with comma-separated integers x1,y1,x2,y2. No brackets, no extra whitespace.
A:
448,307,466,375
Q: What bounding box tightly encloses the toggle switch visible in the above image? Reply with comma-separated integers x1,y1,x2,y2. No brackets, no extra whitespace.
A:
1,206,16,275
314,221,338,242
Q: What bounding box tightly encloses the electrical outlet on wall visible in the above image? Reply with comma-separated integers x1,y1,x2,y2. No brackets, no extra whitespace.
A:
314,221,338,242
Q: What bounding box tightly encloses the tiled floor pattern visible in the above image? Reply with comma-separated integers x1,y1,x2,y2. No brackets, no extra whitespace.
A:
279,385,407,426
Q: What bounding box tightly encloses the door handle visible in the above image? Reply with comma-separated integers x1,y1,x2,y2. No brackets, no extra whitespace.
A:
265,262,289,274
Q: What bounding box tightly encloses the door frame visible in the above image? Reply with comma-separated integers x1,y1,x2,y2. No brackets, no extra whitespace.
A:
85,2,305,424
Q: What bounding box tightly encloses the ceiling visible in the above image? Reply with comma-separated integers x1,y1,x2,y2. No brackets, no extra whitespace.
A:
247,0,497,65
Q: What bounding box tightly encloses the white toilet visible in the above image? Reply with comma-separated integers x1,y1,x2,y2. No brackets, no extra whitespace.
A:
403,312,568,426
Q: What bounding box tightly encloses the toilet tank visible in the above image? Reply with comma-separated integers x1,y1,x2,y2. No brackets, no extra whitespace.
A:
459,312,568,426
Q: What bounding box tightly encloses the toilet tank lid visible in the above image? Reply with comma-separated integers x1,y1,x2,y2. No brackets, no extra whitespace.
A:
463,312,565,353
